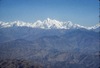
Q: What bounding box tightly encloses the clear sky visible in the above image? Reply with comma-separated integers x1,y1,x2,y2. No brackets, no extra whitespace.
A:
0,0,99,26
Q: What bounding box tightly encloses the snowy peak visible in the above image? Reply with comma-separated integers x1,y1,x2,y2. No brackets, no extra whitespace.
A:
42,18,63,29
0,18,100,30
33,18,64,29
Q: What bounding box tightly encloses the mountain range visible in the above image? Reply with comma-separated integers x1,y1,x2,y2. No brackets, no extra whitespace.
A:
0,18,99,68
0,18,100,30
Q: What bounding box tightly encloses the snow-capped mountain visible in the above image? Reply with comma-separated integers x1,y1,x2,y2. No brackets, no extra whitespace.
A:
0,18,99,30
0,18,99,68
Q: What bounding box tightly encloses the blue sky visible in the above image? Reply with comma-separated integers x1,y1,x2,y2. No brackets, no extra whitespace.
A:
0,0,99,26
